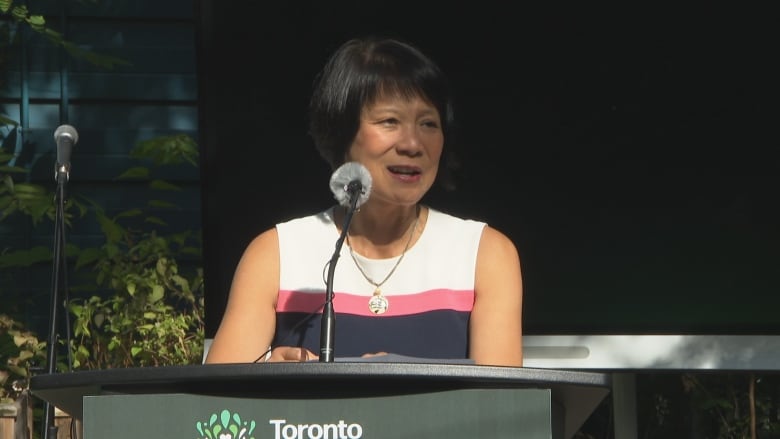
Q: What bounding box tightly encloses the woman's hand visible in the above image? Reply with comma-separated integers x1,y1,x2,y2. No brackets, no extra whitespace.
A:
265,348,387,362
361,351,388,359
267,346,319,362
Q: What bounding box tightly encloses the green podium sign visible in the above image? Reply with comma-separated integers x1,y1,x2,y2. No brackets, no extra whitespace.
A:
84,388,558,438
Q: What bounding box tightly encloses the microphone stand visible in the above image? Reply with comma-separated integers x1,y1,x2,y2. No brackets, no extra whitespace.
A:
42,164,70,439
320,182,362,362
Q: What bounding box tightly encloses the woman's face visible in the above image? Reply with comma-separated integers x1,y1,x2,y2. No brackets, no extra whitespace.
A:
347,93,443,207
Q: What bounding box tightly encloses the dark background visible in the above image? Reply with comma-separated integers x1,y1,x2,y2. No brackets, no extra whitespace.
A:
197,3,778,337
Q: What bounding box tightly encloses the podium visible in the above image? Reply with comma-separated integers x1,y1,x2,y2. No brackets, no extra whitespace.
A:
31,362,610,439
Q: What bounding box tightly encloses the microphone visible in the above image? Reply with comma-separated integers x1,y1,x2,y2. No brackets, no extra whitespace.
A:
329,161,372,209
321,161,372,362
53,124,78,181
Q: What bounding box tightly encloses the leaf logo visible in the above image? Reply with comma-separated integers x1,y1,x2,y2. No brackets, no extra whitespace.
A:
196,409,257,439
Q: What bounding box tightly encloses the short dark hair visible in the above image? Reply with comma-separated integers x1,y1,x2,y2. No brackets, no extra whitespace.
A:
308,36,459,190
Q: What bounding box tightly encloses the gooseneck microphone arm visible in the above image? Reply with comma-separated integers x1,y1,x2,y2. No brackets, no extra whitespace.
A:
320,181,362,362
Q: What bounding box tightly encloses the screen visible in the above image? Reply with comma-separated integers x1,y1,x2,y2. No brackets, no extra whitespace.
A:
197,3,778,336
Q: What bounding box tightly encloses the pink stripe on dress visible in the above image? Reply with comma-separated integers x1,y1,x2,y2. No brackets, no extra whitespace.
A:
277,289,474,317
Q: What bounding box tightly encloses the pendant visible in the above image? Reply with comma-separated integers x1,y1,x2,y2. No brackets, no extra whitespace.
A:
368,288,389,315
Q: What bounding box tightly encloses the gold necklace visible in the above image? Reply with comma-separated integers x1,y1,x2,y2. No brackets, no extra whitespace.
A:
347,208,419,315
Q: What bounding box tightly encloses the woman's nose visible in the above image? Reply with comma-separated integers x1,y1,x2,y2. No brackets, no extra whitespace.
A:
395,125,423,155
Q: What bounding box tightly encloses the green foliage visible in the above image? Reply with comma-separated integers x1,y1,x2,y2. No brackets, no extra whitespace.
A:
634,373,780,439
0,151,53,223
0,2,46,32
63,137,205,369
0,114,17,127
0,150,88,225
683,373,780,439
0,0,130,69
131,134,199,167
0,314,47,404
69,256,204,369
0,135,205,373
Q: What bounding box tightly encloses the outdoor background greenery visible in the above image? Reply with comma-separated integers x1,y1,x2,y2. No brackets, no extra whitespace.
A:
2,3,203,437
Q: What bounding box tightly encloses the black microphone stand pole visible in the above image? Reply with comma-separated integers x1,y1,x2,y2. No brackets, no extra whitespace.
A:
320,182,362,362
42,164,70,439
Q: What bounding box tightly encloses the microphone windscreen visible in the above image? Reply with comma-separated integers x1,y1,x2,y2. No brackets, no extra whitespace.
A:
329,162,372,208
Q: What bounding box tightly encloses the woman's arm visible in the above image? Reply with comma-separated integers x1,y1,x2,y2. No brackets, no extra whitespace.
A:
469,226,524,367
204,228,281,364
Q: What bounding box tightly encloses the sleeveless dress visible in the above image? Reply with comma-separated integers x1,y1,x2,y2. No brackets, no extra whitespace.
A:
273,206,486,359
